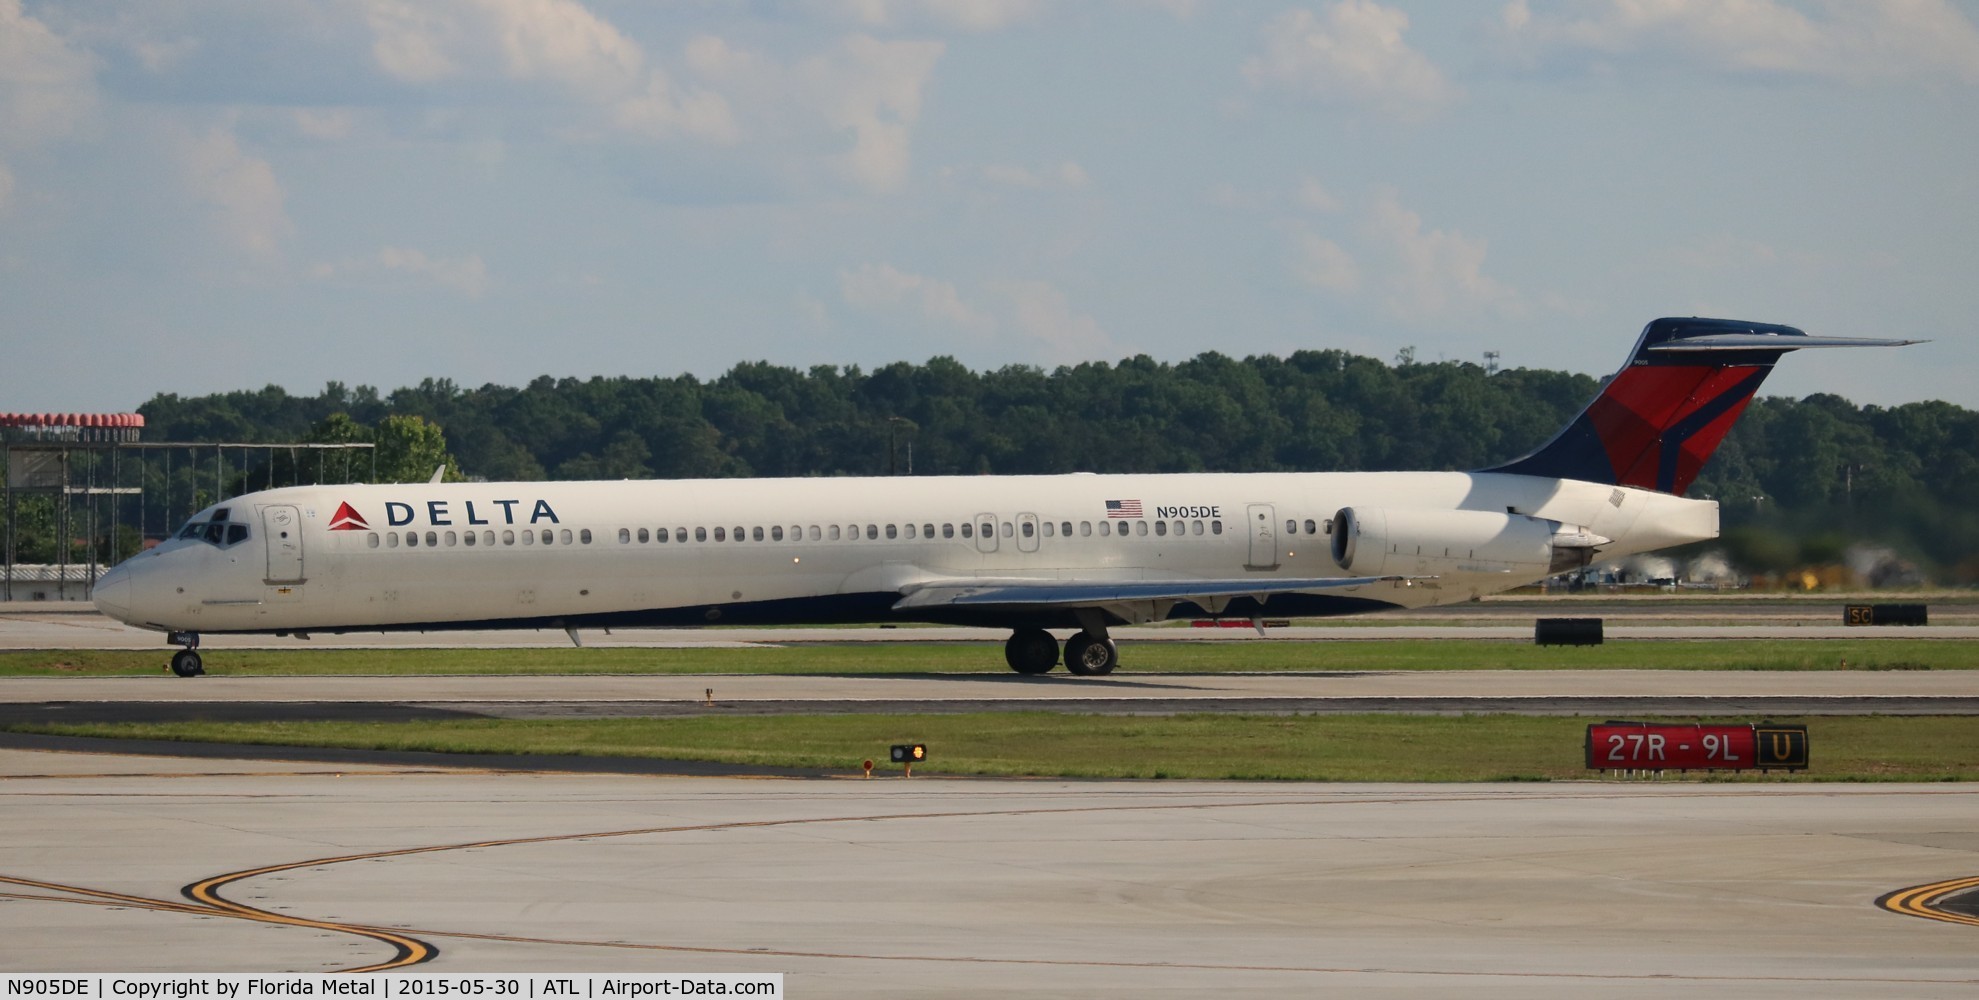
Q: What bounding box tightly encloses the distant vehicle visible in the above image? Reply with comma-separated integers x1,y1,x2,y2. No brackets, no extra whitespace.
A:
94,318,1918,677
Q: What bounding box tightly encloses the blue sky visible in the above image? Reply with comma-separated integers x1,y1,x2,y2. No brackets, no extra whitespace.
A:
2,0,1974,415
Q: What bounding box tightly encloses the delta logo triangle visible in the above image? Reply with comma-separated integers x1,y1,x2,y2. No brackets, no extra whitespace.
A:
328,501,370,531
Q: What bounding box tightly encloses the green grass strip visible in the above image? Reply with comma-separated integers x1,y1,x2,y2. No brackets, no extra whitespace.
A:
13,714,1974,782
2,638,1974,677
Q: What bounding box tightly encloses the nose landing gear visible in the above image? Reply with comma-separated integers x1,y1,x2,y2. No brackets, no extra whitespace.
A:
166,632,204,677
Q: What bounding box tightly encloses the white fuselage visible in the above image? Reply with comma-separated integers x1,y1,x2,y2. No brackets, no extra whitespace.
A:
93,470,1716,636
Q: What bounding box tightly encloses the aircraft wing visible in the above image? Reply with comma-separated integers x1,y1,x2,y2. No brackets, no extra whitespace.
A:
891,574,1420,612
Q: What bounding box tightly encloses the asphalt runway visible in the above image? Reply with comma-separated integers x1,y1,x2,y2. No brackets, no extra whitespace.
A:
3,600,1977,650
3,746,1975,997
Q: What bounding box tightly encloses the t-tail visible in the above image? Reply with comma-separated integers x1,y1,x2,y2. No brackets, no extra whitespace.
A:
1485,317,1923,496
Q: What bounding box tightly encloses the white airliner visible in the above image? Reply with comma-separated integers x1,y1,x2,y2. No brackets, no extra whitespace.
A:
93,318,1918,677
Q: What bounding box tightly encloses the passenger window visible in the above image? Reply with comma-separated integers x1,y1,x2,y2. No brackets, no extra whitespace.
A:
960,523,972,538
619,528,632,544
464,531,477,547
1192,520,1204,535
1324,519,1333,535
1134,521,1148,536
503,530,515,545
1304,519,1317,535
981,521,995,538
1212,520,1223,535
752,527,765,542
1022,521,1035,538
829,525,841,541
886,524,898,539
442,531,454,546
367,533,380,549
1287,519,1298,535
1061,522,1072,537
809,526,821,541
386,532,400,548
1042,522,1054,538
1080,521,1092,536
423,531,437,547
923,524,934,538
1000,522,1013,538
520,530,532,546
674,528,687,542
406,532,419,548
580,529,592,544
772,526,784,542
697,527,710,542
1155,521,1167,537
733,526,744,542
1098,521,1110,537
483,531,495,546
867,524,879,540
714,527,726,542
943,523,955,539
541,529,554,545
637,528,649,543
1172,521,1184,536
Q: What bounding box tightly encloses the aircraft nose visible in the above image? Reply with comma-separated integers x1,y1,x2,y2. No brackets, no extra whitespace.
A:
93,563,132,622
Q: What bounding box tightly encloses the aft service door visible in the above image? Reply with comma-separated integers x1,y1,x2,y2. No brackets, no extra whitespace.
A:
1246,503,1278,570
262,504,305,583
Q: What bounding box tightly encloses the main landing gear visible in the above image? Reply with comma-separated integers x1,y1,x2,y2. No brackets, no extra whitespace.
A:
1003,627,1118,676
167,632,204,678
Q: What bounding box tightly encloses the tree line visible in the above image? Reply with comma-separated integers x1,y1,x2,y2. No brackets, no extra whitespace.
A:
110,351,1979,583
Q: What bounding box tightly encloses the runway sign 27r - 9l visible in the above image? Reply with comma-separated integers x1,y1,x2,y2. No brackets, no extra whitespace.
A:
1585,723,1809,772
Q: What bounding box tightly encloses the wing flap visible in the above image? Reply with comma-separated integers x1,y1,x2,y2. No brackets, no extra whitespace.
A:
892,575,1420,611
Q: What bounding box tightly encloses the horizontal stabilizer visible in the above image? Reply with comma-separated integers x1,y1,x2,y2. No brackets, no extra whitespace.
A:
1643,333,1927,352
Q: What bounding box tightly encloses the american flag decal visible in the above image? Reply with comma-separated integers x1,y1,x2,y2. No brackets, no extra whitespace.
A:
1105,499,1143,518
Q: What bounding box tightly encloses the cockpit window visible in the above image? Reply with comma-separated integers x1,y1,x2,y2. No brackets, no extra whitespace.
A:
176,510,251,549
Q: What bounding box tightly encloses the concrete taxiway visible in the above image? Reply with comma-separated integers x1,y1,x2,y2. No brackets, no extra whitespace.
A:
2,746,1975,997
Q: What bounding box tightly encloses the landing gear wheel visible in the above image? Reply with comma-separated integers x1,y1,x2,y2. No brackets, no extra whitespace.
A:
1064,633,1118,676
1003,628,1059,675
170,649,204,678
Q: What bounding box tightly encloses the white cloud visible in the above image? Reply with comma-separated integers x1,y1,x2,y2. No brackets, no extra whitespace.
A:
1242,2,1459,118
1498,0,1979,83
801,35,946,191
1289,227,1361,291
364,0,643,96
1295,175,1340,211
378,245,490,297
177,123,291,257
613,66,739,142
312,246,491,297
0,0,97,144
839,263,1115,359
1361,187,1520,321
825,0,1046,32
995,279,1115,359
840,262,996,332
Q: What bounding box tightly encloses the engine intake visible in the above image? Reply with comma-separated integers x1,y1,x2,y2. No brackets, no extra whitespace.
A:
1331,507,1607,577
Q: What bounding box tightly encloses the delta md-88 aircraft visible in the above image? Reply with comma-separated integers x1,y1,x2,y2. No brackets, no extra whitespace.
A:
94,318,1918,678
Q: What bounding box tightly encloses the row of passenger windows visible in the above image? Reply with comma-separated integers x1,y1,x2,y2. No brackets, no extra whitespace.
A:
365,528,592,549
360,518,1236,550
618,518,1227,544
